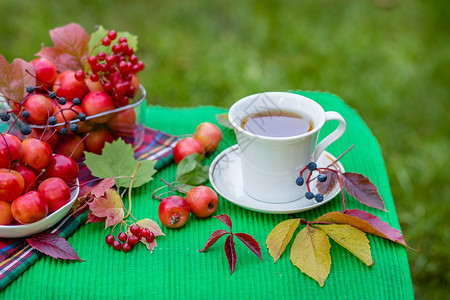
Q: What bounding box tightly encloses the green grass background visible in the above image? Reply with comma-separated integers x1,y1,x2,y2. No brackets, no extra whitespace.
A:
0,0,448,298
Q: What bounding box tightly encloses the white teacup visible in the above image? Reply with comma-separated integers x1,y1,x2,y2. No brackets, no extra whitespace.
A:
228,92,346,203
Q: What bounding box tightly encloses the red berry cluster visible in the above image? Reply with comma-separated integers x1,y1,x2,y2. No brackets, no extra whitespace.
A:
0,119,79,226
81,31,145,107
105,224,155,253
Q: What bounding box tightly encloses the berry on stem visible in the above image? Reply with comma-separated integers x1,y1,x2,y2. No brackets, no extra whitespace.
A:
305,191,314,200
105,234,115,245
317,174,327,182
315,193,324,202
307,162,317,171
296,176,304,186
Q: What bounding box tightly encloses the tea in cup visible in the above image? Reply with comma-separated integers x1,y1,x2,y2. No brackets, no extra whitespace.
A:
228,92,346,203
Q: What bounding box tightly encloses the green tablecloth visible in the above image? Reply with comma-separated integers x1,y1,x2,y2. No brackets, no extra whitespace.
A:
0,91,414,299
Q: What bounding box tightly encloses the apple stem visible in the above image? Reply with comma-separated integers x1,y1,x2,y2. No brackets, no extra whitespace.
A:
70,133,89,159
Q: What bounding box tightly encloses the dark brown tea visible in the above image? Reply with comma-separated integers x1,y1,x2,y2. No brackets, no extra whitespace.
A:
241,110,312,137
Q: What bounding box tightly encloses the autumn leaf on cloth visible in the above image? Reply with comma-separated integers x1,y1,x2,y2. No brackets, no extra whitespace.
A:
266,217,375,287
27,232,83,261
0,54,36,102
88,188,124,229
290,226,331,287
36,23,90,72
133,218,165,253
266,218,301,263
84,138,157,188
200,214,262,274
314,210,410,248
315,224,373,266
340,172,386,211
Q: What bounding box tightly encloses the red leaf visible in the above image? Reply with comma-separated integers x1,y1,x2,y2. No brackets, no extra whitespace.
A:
36,23,90,72
199,229,229,252
317,169,339,195
26,232,83,261
224,235,237,274
235,232,263,261
341,172,386,211
214,214,232,231
86,211,106,224
90,178,115,198
344,209,411,248
0,54,36,102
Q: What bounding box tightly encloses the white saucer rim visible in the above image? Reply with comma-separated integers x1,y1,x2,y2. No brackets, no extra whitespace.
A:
209,144,345,214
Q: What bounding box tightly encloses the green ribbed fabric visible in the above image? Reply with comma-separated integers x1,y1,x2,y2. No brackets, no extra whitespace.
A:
0,91,414,299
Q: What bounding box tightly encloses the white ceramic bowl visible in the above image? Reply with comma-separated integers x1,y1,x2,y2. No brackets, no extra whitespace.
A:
0,179,80,238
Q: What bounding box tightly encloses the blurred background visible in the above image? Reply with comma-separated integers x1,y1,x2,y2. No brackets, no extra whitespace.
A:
0,0,448,297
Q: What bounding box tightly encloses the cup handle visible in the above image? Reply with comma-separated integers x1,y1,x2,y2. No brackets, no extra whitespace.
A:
313,111,346,161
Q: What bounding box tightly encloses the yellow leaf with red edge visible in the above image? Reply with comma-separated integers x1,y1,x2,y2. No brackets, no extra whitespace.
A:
290,226,331,287
88,188,124,229
266,218,301,262
132,218,165,253
315,224,374,266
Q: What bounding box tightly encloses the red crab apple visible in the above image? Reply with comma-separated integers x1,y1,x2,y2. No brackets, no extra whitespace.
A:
21,138,53,170
81,91,116,123
38,177,71,212
193,122,223,154
53,70,88,101
31,58,57,89
83,128,115,154
23,94,54,125
0,133,24,168
0,201,13,225
0,169,25,202
107,108,136,136
185,186,219,218
43,154,79,183
12,161,37,191
11,191,48,224
173,137,205,164
85,77,105,92
28,129,60,149
54,134,85,160
158,196,190,228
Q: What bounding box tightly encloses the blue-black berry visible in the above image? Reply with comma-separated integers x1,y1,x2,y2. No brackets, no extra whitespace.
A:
0,112,10,122
21,125,31,135
78,113,86,121
49,91,56,99
26,86,35,93
58,97,67,105
22,110,30,119
296,176,304,186
48,116,57,125
317,174,327,182
307,162,317,171
72,98,81,106
69,123,79,133
60,127,68,135
305,191,314,199
315,193,324,202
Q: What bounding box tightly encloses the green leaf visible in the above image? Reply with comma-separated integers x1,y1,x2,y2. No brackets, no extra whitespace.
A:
84,139,157,188
176,153,209,186
88,25,109,57
88,25,138,57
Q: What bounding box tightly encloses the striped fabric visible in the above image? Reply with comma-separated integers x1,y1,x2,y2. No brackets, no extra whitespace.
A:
0,127,178,290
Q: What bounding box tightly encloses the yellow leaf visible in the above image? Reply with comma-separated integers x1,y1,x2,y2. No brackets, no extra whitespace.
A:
315,224,374,266
266,219,301,262
290,227,331,287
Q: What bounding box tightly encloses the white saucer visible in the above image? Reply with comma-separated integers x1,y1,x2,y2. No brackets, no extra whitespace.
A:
209,145,344,214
